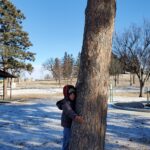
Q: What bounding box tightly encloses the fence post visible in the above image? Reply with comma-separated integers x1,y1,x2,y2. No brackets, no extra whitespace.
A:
147,87,150,104
109,83,113,102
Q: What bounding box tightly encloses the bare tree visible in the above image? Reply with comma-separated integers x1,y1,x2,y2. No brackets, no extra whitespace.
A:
70,0,116,149
113,20,150,97
42,58,54,75
42,58,56,80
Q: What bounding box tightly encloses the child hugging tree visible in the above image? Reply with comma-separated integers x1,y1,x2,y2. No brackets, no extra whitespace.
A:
56,85,84,150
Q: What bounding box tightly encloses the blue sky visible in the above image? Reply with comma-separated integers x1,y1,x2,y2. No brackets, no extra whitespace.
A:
10,0,150,79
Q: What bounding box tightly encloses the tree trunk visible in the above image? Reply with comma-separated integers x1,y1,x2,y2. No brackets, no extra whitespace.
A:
139,80,144,97
3,78,7,100
117,74,119,84
114,75,117,87
133,74,135,84
10,78,12,99
130,73,132,86
58,78,61,87
69,0,116,150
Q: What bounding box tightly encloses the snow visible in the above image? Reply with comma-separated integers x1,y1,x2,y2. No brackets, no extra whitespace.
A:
106,106,150,150
112,96,146,103
0,87,150,150
114,86,141,93
0,99,63,150
11,88,62,95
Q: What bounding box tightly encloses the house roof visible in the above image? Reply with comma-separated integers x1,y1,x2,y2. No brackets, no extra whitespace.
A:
0,70,17,78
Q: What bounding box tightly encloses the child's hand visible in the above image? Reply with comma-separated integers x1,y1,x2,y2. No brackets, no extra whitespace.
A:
74,116,84,124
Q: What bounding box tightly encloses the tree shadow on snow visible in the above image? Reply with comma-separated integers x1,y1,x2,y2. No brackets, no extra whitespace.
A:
106,105,150,149
0,100,63,150
1,101,150,150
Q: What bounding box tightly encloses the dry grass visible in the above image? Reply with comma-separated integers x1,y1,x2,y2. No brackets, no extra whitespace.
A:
1,74,149,100
16,74,150,89
16,79,77,89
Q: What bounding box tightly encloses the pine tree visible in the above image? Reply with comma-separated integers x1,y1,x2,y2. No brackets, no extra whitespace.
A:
74,52,81,78
62,52,68,80
62,52,74,83
53,58,62,85
0,0,35,98
67,54,74,82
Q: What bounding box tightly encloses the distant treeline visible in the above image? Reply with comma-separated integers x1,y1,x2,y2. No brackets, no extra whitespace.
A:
42,20,150,97
42,52,81,85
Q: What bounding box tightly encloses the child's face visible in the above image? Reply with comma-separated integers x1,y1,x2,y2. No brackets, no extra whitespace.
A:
69,93,76,101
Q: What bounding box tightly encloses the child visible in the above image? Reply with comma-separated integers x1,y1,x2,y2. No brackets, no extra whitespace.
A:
57,85,83,150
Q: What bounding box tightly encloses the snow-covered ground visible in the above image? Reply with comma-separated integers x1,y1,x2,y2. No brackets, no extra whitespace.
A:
0,100,63,150
0,87,150,150
106,106,150,150
11,88,62,95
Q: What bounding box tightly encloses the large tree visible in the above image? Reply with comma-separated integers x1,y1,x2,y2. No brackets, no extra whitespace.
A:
0,0,35,98
70,0,116,150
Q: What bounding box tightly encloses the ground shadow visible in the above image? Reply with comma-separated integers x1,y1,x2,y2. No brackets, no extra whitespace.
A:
105,105,150,149
0,99,63,150
1,101,150,150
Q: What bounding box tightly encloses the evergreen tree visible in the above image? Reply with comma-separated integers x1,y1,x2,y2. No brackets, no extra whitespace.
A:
0,0,35,98
62,52,74,82
74,52,81,78
67,54,74,79
62,52,68,80
53,58,61,85
0,0,35,74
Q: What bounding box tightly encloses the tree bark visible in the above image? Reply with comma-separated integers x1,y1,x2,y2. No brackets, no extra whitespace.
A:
139,80,144,97
117,74,119,84
10,78,12,99
114,75,117,87
69,0,116,150
133,74,135,84
3,78,7,100
130,73,132,86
